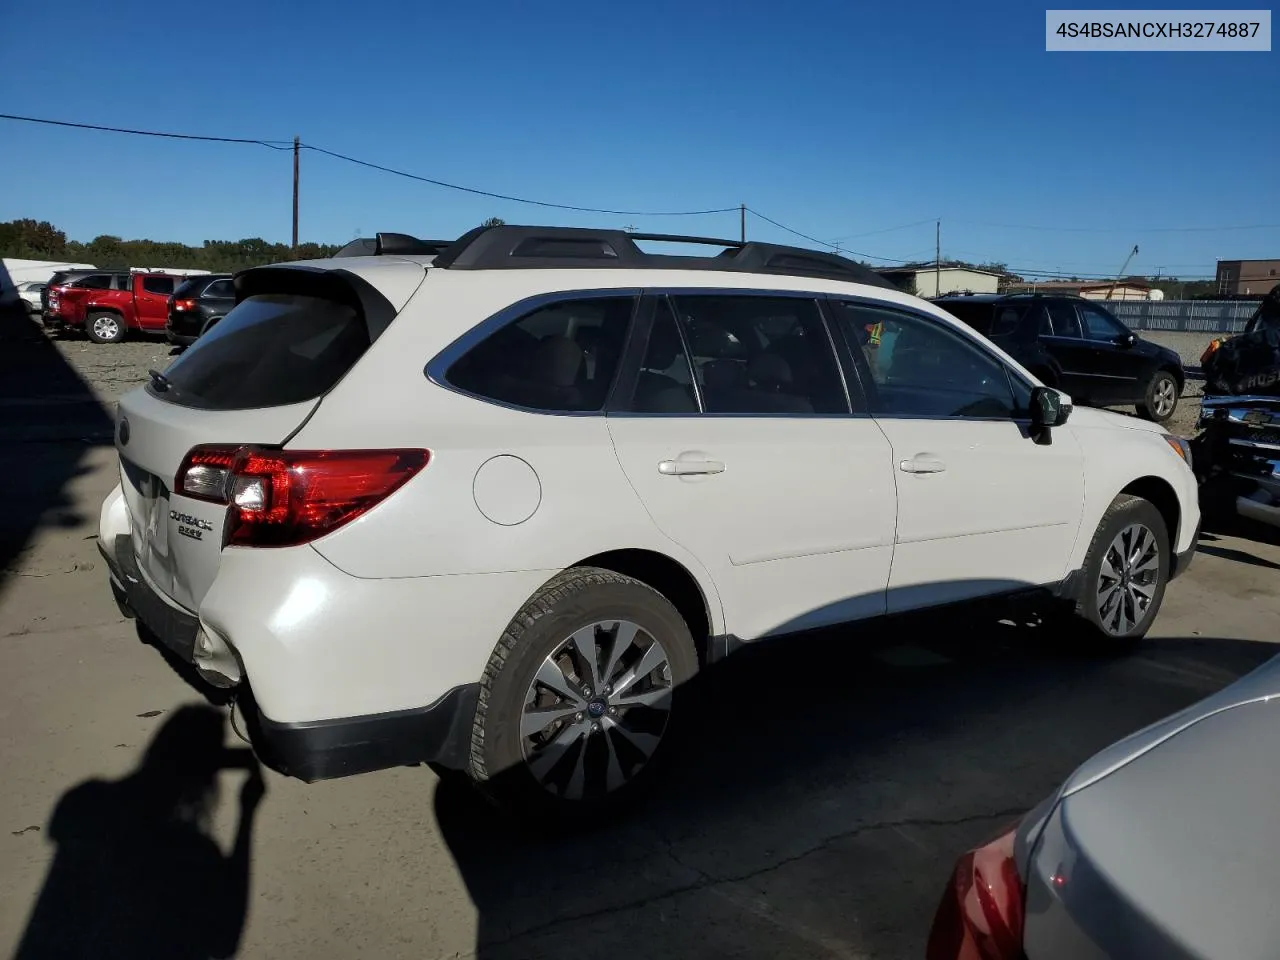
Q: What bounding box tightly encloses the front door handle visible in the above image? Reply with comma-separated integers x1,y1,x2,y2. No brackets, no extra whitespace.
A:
658,459,725,476
900,455,946,475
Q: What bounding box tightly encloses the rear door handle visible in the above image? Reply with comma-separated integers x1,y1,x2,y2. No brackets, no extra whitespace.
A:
900,456,946,475
658,459,725,476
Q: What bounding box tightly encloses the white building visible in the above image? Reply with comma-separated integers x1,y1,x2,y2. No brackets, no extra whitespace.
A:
877,266,1002,298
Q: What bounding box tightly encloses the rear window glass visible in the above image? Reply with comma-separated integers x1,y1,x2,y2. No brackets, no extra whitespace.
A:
173,277,209,298
156,294,371,410
203,279,235,298
73,274,113,289
444,296,635,412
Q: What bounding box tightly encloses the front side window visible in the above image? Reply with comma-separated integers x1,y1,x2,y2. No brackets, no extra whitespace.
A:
445,296,635,412
1078,303,1127,342
835,302,1018,419
669,294,847,415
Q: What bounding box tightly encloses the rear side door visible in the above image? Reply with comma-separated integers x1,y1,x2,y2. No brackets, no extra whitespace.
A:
1035,300,1099,402
830,299,1084,613
607,291,897,640
1075,301,1150,403
136,275,177,330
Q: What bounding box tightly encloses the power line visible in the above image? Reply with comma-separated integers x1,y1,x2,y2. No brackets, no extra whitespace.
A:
301,143,740,217
746,208,915,262
0,112,293,149
827,218,939,242
0,112,739,218
951,217,1280,234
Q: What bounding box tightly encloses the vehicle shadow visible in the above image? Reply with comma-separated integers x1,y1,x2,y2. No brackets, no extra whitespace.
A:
12,704,266,960
0,262,115,598
432,599,1276,959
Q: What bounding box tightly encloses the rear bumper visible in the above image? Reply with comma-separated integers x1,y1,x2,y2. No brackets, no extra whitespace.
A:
98,482,546,781
237,683,479,782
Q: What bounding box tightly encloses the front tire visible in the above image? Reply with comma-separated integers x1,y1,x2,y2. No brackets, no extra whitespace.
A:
1138,370,1179,422
86,311,126,344
468,567,698,824
1060,494,1170,646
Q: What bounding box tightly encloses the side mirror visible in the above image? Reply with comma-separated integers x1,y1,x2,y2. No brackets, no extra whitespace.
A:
1116,332,1138,348
1031,386,1072,429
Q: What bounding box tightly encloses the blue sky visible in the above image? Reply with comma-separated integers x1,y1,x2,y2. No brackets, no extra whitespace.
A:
2,0,1276,279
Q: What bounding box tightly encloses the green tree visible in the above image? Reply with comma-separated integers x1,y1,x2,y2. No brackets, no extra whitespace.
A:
481,217,505,228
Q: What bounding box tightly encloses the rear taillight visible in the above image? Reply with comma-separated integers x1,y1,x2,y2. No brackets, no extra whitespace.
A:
173,298,198,311
175,445,429,547
926,824,1026,960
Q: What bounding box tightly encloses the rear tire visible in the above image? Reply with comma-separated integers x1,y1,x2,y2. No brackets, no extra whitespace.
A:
468,567,698,826
1057,494,1170,648
86,311,126,344
1137,370,1179,422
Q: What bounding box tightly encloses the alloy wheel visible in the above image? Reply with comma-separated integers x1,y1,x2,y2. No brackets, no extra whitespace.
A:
93,316,120,341
520,620,673,801
1153,377,1177,418
1096,523,1160,635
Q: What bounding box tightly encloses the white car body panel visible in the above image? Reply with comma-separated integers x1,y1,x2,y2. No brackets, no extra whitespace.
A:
877,416,1086,612
607,414,896,638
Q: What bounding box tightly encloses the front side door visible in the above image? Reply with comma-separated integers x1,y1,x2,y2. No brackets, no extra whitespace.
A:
1075,301,1148,403
136,275,177,330
607,292,897,641
830,299,1085,614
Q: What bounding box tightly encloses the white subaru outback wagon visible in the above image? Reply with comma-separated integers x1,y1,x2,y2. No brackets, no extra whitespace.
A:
98,225,1199,818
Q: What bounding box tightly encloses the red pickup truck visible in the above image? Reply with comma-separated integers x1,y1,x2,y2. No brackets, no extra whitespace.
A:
54,272,184,344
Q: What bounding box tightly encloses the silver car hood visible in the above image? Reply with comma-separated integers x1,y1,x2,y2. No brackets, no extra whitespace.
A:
1020,654,1280,959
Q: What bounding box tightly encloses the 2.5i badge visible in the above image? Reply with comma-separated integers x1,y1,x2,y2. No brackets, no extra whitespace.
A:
170,510,213,541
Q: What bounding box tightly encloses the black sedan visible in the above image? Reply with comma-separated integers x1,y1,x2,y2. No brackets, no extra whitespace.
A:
166,274,234,347
934,293,1185,422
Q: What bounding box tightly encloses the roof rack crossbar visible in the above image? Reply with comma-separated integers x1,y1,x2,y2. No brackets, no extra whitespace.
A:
424,224,896,289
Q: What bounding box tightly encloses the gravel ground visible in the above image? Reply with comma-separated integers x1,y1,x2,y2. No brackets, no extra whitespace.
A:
16,318,1220,439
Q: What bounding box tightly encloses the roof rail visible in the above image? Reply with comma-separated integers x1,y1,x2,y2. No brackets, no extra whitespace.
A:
425,224,895,288
332,233,453,259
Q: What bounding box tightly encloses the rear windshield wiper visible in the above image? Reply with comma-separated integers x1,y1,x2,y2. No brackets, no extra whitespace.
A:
148,369,173,392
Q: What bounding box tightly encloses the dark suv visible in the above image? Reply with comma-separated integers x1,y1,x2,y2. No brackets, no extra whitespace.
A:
934,293,1185,422
165,274,235,346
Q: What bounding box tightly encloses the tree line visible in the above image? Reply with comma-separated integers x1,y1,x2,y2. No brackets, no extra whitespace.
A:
0,219,340,273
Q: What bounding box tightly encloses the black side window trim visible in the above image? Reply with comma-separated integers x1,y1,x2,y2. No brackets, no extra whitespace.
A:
825,295,1036,422
424,288,642,417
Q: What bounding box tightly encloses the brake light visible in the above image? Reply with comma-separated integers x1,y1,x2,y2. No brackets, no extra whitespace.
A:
176,445,429,547
926,824,1026,960
173,299,198,311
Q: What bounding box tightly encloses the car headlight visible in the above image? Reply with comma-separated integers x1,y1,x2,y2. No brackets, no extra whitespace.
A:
1163,434,1193,469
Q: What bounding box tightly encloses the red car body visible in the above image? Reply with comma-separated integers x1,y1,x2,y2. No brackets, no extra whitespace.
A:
56,273,181,338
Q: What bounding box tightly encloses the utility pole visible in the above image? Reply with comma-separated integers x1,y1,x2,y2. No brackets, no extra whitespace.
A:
292,136,300,254
934,220,941,298
740,204,746,243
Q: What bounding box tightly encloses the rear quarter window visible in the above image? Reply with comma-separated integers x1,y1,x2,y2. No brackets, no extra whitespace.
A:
443,295,635,412
156,294,372,410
